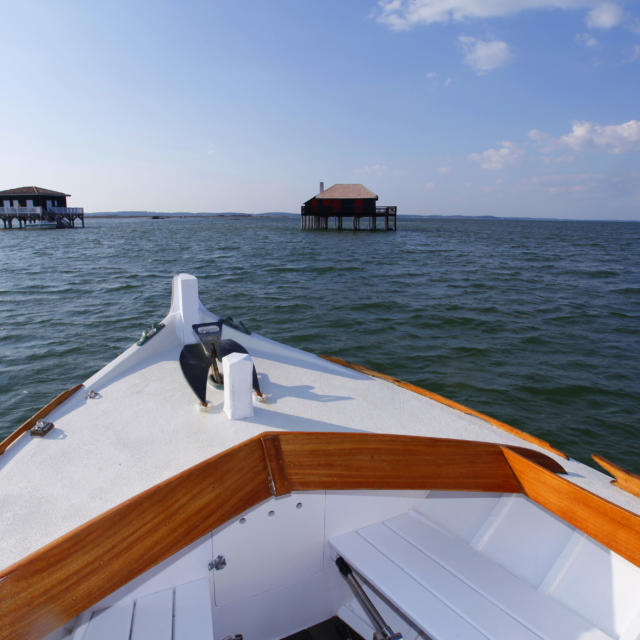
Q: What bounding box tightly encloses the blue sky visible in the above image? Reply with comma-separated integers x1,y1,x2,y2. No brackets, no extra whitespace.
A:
1,0,639,218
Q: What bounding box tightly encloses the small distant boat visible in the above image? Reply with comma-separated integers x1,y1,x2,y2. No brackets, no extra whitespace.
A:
1,274,639,640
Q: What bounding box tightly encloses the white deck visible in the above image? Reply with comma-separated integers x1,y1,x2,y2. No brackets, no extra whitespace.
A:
1,275,639,574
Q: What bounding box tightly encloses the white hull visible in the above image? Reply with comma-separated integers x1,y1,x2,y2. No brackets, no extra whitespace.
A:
1,274,639,640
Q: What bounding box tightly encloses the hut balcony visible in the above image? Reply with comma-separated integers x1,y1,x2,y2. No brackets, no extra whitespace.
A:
0,205,42,215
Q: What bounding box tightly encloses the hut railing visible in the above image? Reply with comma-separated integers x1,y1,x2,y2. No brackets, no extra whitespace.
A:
0,206,42,215
49,207,84,214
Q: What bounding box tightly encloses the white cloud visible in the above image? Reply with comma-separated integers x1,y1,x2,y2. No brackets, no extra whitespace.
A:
426,71,438,78
529,128,576,162
575,32,599,46
529,173,602,194
375,0,602,30
586,2,623,28
438,165,452,174
444,76,453,86
469,141,523,169
425,181,436,191
561,120,640,153
459,36,513,73
529,120,640,160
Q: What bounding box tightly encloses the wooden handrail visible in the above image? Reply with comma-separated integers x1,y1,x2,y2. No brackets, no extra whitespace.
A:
266,432,561,495
320,355,568,459
0,384,84,455
3,431,640,640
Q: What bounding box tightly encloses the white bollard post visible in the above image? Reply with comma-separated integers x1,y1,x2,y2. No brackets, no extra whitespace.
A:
222,352,255,420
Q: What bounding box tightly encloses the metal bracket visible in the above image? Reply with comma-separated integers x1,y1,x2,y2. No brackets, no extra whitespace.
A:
336,557,405,640
30,420,54,437
136,322,165,346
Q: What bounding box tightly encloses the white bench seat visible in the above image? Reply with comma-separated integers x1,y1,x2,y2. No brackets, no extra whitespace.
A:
78,577,213,640
330,511,614,640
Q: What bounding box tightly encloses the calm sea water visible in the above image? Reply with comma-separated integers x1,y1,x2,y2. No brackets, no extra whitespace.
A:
1,217,638,472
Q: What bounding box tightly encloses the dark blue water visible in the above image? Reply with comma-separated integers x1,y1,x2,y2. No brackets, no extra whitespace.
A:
1,217,638,472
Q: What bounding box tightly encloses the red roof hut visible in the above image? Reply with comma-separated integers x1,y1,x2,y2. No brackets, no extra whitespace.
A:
301,183,396,231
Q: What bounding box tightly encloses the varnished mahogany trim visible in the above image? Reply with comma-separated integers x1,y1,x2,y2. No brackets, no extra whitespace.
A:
505,445,567,474
593,454,640,499
0,383,84,455
503,447,640,569
262,433,292,496
0,437,271,640
275,432,524,494
320,354,568,459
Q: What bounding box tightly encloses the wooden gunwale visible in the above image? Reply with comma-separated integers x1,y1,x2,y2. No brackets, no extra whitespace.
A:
0,436,271,640
320,354,567,459
3,431,640,640
0,383,84,455
593,454,640,499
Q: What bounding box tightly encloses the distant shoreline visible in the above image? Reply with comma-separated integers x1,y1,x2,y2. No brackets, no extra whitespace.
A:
85,212,639,223
87,212,297,219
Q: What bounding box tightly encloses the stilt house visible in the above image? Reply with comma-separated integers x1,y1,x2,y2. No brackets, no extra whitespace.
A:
301,183,396,231
0,186,85,229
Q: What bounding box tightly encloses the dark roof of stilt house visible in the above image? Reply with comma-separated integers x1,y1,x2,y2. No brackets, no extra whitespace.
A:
311,184,378,200
0,186,70,197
